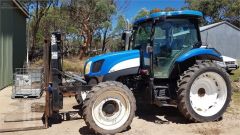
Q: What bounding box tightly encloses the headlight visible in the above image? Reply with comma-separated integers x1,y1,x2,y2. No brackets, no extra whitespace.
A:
85,61,92,75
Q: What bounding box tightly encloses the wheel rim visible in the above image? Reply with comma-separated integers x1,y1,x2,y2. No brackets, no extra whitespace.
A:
92,90,131,130
190,72,228,117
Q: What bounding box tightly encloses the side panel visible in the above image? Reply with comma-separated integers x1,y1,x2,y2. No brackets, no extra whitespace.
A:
87,50,140,77
103,67,139,81
109,58,140,73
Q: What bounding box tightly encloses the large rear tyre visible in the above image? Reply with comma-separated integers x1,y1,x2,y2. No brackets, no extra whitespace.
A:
83,81,136,135
177,62,231,122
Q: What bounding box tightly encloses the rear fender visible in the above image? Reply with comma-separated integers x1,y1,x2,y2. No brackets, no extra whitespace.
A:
176,48,222,63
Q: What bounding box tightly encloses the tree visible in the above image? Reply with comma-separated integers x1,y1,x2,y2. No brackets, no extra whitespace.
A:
101,21,112,52
67,0,116,59
134,8,150,21
114,15,127,34
39,7,80,57
185,0,240,27
21,0,57,60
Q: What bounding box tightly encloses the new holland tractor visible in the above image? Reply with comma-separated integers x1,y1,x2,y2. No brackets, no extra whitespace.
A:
76,10,232,134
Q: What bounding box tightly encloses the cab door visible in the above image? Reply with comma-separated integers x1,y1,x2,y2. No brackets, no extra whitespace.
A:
153,19,199,78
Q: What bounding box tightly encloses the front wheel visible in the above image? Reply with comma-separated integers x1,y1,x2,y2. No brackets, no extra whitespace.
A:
178,62,232,122
83,81,136,135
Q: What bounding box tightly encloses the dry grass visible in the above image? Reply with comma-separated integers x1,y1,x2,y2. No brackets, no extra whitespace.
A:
231,69,240,82
230,60,240,82
227,91,240,114
31,57,88,74
63,57,87,73
30,59,44,68
232,92,240,105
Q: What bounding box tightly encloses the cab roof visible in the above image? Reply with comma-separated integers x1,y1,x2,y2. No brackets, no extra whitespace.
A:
134,10,203,25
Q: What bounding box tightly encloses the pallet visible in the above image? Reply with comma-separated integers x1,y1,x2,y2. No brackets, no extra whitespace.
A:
11,89,43,99
11,94,42,99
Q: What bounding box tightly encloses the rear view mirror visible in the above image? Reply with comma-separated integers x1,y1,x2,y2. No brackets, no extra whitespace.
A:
146,44,153,54
121,33,126,40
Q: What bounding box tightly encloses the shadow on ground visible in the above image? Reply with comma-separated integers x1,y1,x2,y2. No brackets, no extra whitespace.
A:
78,105,189,135
136,105,189,124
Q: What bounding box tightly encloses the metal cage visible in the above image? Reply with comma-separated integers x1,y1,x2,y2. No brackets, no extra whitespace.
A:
12,68,44,98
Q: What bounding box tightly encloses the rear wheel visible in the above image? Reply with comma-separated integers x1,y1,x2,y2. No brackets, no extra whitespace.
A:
83,81,136,134
177,62,231,122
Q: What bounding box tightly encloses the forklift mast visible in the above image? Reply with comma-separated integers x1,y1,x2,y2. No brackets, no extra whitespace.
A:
44,32,89,127
50,32,63,112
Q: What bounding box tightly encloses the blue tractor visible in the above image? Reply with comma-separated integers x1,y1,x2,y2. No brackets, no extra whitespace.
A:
80,10,232,134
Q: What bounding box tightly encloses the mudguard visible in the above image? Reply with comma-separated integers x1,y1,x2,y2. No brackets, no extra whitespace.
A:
176,48,222,63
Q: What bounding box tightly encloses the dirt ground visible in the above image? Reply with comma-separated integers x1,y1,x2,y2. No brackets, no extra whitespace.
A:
0,86,240,135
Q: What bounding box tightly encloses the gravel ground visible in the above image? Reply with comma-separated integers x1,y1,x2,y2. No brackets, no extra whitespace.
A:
0,86,240,135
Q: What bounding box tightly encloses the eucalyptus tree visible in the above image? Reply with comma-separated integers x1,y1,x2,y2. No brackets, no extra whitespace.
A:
185,0,240,27
68,0,116,59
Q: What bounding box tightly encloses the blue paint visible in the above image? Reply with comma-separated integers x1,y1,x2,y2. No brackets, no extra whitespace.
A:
85,48,221,78
85,50,140,77
176,48,222,62
134,10,203,25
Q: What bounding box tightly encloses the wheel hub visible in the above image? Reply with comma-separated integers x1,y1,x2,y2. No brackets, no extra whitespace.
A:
198,88,206,97
102,100,119,116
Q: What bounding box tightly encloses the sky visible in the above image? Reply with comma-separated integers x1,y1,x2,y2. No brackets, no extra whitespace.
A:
114,0,186,24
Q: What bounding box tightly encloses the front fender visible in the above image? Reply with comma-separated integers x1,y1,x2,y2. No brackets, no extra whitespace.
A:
176,48,222,62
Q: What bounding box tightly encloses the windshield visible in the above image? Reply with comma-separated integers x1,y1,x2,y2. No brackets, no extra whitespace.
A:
153,19,199,56
131,19,199,51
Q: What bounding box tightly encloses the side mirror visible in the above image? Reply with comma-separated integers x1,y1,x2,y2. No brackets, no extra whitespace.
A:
121,33,126,41
146,44,153,54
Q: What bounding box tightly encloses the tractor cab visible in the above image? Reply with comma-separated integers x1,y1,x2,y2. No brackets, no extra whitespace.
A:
127,10,203,78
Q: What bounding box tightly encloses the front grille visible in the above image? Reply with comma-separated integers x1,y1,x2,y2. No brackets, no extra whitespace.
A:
225,61,235,65
92,60,104,73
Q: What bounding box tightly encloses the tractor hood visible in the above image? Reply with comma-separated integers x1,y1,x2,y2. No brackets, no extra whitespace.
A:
84,50,140,77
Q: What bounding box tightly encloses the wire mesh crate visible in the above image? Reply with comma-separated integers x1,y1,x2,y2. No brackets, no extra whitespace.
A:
12,68,44,98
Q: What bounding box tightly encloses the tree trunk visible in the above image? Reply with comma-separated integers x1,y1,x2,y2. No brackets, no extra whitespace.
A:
88,33,93,52
102,27,108,52
29,19,40,61
79,46,86,60
79,31,93,60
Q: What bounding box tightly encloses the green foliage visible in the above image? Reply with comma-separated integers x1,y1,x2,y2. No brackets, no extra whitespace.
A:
107,38,124,51
133,7,176,21
24,0,119,60
114,15,127,34
68,0,116,41
185,0,240,27
134,8,150,21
